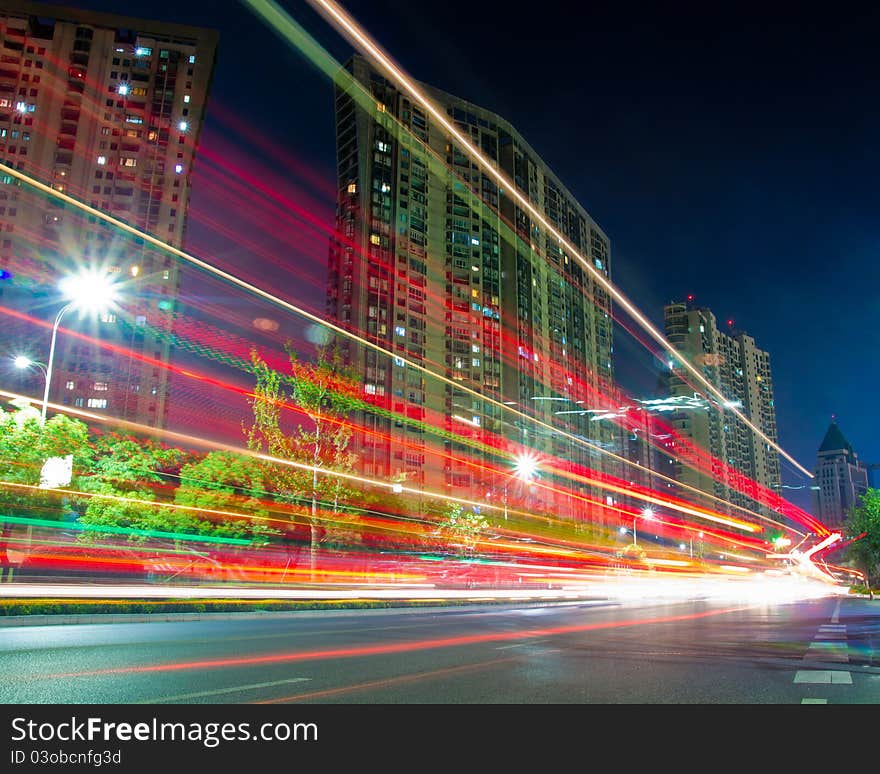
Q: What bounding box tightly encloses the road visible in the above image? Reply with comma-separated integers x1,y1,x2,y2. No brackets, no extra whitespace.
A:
1,593,878,704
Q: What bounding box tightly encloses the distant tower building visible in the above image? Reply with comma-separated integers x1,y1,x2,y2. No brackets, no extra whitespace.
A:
663,299,781,515
812,420,869,528
328,55,617,523
0,0,217,429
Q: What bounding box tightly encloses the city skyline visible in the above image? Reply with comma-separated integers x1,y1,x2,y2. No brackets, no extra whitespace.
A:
15,0,879,516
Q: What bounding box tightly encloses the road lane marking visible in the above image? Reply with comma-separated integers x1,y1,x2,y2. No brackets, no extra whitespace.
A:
801,698,827,703
140,677,312,703
257,657,518,703
794,670,852,684
831,599,841,623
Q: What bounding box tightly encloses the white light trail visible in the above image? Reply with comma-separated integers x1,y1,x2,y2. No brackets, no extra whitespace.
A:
293,0,812,479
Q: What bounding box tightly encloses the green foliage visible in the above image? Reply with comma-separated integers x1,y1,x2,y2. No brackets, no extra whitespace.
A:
437,502,489,554
174,451,280,544
246,343,362,551
845,488,880,588
0,403,281,545
76,431,185,541
0,407,91,520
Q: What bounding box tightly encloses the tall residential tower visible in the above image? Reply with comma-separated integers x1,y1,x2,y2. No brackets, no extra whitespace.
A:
663,299,781,515
0,0,217,429
327,55,617,523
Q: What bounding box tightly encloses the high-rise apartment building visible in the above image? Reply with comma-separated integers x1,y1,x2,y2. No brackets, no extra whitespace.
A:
0,0,217,429
328,55,616,521
812,420,869,528
663,299,781,515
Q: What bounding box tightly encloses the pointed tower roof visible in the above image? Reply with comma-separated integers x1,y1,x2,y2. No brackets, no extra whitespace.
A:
818,420,854,455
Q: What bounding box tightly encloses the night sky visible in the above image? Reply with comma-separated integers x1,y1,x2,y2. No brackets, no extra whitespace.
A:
52,0,879,509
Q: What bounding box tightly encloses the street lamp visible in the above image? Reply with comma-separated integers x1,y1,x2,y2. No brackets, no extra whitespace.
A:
39,270,118,423
12,354,47,380
503,451,540,520
632,506,655,546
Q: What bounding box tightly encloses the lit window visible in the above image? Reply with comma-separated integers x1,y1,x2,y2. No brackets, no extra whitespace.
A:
370,234,381,245
123,157,137,167
395,326,405,337
100,312,116,323
376,141,389,152
96,155,106,165
87,398,108,408
135,46,152,57
162,269,170,279
64,380,75,390
178,120,188,131
92,382,109,391
183,94,190,103
347,182,357,194
174,163,183,174
118,83,130,96
188,55,196,64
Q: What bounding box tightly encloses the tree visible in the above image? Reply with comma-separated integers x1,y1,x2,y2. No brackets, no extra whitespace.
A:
845,488,880,593
247,343,362,563
0,402,91,521
75,431,190,542
174,450,280,544
436,502,489,555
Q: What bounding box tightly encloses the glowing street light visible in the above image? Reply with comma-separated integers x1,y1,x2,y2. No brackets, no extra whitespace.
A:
503,452,540,520
631,506,655,546
13,354,46,376
40,270,118,423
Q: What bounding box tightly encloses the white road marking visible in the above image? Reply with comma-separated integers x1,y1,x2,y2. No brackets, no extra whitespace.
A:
831,598,841,624
496,639,550,650
794,670,852,684
141,676,312,703
801,698,827,704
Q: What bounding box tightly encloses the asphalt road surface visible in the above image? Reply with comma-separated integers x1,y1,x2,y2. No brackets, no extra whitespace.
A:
1,595,878,704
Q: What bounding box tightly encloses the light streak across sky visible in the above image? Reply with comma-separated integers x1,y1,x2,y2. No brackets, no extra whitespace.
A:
259,0,812,479
0,0,850,601
0,163,809,541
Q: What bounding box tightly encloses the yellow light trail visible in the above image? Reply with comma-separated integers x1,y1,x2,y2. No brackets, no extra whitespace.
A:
285,0,813,480
0,387,768,550
0,162,797,534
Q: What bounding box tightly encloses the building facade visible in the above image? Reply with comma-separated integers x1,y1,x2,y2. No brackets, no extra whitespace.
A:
812,420,869,528
0,0,217,429
327,55,617,523
663,299,781,515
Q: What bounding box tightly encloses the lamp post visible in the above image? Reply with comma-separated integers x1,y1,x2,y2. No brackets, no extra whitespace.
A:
632,506,655,546
37,271,118,423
